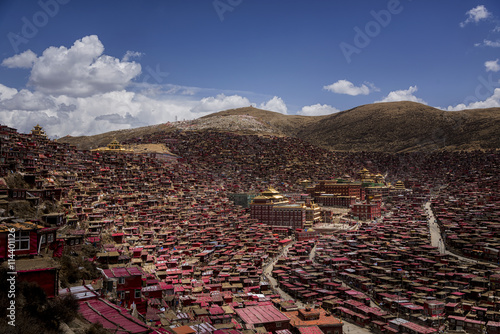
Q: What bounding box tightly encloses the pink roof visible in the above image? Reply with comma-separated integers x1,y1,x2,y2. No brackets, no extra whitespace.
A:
235,305,290,325
298,326,323,334
79,299,150,333
102,267,144,278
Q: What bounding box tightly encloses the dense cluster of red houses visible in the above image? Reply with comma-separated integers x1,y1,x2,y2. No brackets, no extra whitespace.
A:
0,124,498,334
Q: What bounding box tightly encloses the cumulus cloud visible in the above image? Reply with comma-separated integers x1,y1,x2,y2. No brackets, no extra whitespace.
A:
15,35,142,97
0,89,55,111
446,88,500,110
323,80,378,96
460,5,492,27
0,84,18,100
376,86,426,104
0,35,294,137
191,94,251,113
298,104,339,116
1,50,37,68
485,59,500,72
475,39,500,47
0,86,200,137
259,96,288,114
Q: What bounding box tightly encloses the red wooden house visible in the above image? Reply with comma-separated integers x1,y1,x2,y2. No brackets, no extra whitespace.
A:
0,221,43,260
17,267,59,298
101,266,145,308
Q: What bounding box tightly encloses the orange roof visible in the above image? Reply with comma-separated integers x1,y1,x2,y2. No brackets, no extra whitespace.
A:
172,325,196,334
284,308,342,327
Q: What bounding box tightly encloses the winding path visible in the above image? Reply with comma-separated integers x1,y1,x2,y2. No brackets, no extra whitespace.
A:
263,241,373,334
425,201,477,263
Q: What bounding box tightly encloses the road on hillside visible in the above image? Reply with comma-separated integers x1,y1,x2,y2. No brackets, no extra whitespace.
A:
288,241,372,334
263,242,304,306
425,201,478,263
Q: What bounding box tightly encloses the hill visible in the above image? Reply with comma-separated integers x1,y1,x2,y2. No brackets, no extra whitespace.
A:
299,102,500,152
57,102,500,152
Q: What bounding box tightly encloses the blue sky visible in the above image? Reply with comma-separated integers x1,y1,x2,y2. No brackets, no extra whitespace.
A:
0,0,499,137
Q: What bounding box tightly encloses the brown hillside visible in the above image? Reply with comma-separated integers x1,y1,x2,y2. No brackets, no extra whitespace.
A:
57,123,176,151
57,102,500,152
300,101,500,152
201,106,318,136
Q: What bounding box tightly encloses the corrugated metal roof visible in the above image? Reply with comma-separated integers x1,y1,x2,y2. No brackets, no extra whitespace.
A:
236,305,289,325
79,299,150,334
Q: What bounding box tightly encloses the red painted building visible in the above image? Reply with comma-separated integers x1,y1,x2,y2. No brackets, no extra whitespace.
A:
17,267,59,298
251,188,307,229
296,229,320,242
0,221,43,260
284,307,343,334
316,194,357,207
351,201,381,220
307,180,364,199
101,266,145,307
423,300,445,317
235,305,291,332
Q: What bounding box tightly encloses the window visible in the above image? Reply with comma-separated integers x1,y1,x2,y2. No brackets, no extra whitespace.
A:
15,231,30,250
40,234,46,244
47,234,54,243
276,322,281,328
118,277,125,284
135,290,141,298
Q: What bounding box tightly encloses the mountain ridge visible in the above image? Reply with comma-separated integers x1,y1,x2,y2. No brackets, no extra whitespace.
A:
57,101,500,152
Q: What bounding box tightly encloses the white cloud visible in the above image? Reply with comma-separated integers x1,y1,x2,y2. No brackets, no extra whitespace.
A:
13,35,143,97
1,50,38,69
0,85,208,137
460,5,492,27
446,88,500,110
298,104,339,116
259,96,288,114
323,80,378,96
485,59,500,72
475,39,500,47
191,94,251,113
122,51,143,62
0,35,292,137
0,89,55,111
0,84,18,100
376,86,426,104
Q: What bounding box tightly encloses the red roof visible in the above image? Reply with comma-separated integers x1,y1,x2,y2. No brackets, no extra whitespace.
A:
79,299,150,334
235,305,290,325
102,266,144,278
297,326,324,334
